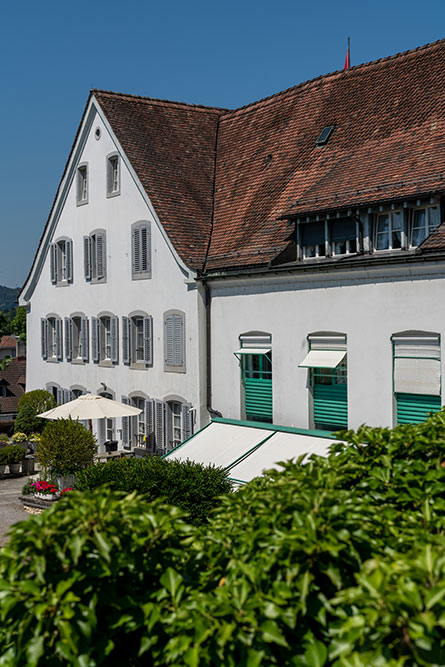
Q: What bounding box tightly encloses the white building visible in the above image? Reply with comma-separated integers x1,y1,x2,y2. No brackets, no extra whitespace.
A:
20,39,445,449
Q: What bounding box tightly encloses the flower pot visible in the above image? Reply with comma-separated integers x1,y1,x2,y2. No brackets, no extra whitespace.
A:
9,463,21,474
0,464,5,474
56,474,76,491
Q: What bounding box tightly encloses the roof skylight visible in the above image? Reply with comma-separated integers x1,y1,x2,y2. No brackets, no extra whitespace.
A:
316,125,334,147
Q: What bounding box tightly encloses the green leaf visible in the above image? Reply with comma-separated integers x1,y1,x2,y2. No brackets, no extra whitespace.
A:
26,635,44,667
260,620,289,647
160,567,183,599
305,640,328,667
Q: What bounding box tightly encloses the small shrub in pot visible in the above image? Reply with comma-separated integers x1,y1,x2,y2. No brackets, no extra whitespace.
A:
39,418,96,479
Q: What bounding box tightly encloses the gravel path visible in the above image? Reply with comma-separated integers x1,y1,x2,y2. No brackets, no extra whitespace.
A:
0,476,29,546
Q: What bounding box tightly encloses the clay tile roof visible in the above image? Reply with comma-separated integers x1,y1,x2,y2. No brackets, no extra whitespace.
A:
205,39,445,270
0,358,26,414
93,90,226,270
0,336,17,349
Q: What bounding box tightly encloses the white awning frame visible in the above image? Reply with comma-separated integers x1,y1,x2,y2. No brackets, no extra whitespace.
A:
298,349,346,368
234,348,272,359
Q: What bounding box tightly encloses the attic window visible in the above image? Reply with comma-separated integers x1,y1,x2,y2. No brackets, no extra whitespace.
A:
316,125,334,147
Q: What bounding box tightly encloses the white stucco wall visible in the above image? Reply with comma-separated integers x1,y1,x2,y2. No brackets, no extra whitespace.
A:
22,103,207,444
209,262,445,430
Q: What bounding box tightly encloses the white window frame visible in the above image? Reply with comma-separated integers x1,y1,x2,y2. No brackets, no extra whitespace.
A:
76,163,88,205
374,210,404,251
410,204,441,248
106,153,120,198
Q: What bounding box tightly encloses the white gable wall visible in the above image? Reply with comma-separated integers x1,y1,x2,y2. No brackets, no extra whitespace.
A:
23,105,207,443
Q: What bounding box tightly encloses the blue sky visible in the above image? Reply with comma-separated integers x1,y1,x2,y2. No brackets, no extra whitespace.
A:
2,0,445,288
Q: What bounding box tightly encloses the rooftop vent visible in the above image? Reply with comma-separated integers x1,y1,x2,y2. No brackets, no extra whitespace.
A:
316,125,334,147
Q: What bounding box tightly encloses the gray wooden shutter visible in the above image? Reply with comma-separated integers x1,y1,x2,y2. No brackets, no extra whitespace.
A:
56,387,63,405
63,388,72,404
64,317,72,362
121,396,130,449
154,399,165,451
141,225,151,275
81,316,89,362
96,233,106,280
164,315,174,365
122,316,130,365
66,239,73,283
165,402,173,451
181,403,193,442
111,316,119,364
98,418,106,447
83,236,91,281
55,317,62,361
50,243,57,284
91,317,99,363
144,316,153,366
174,314,184,366
132,227,141,275
145,398,155,450
41,318,47,360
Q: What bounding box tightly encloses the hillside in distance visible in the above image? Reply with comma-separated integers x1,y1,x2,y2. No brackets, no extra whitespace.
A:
0,286,19,311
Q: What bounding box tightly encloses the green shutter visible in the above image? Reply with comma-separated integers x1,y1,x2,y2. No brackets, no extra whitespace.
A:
313,384,348,430
396,393,441,425
245,377,273,423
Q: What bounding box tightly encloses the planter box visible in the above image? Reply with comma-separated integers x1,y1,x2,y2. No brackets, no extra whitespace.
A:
9,463,21,474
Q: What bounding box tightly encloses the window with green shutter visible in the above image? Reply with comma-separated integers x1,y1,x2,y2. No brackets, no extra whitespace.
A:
242,353,273,423
312,362,348,431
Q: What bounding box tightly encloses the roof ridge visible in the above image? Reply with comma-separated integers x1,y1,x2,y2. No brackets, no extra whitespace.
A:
91,88,228,114
224,38,445,116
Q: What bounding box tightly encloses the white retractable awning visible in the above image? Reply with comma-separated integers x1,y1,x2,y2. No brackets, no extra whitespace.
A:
228,431,335,482
234,348,271,355
298,349,346,368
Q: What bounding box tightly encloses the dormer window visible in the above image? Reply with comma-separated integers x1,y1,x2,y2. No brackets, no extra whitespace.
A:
411,205,440,246
375,210,403,251
76,164,88,205
300,218,359,259
301,222,326,259
107,154,120,197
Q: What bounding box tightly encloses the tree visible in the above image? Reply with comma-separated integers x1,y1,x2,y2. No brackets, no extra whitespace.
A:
16,389,57,434
38,418,96,476
11,306,26,341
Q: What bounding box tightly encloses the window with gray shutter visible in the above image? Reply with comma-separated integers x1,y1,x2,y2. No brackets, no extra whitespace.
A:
111,316,119,364
122,316,130,365
55,318,62,361
56,387,63,405
81,316,89,362
91,317,99,363
181,403,193,441
144,316,153,366
145,398,155,450
64,317,72,362
121,396,130,449
66,239,73,283
154,399,165,451
164,311,185,371
41,318,48,360
50,244,57,284
63,388,72,404
95,233,106,281
131,222,151,280
83,236,91,281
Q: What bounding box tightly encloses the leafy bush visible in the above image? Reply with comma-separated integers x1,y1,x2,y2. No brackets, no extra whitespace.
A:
2,411,445,665
38,419,96,476
0,433,9,443
0,444,25,464
21,480,33,495
76,456,232,525
14,404,40,436
16,389,57,434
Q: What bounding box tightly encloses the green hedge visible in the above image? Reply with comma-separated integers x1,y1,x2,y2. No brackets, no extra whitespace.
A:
76,456,232,526
1,411,445,665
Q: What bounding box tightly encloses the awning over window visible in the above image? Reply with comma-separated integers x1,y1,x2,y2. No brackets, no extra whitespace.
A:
234,348,271,356
394,358,441,395
298,349,346,368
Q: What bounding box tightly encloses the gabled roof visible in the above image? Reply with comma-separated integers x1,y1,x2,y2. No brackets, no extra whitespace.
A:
0,336,17,350
0,358,26,415
93,91,225,270
22,38,445,291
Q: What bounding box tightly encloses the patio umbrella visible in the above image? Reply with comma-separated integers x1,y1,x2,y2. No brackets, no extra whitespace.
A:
38,393,142,420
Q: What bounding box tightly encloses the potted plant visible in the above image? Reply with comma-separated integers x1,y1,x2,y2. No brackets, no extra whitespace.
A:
4,445,25,474
30,480,59,501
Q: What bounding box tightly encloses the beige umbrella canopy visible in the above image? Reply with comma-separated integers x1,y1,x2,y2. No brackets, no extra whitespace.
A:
38,393,142,420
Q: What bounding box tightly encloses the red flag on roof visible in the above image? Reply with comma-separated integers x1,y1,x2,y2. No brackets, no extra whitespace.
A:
344,37,350,69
